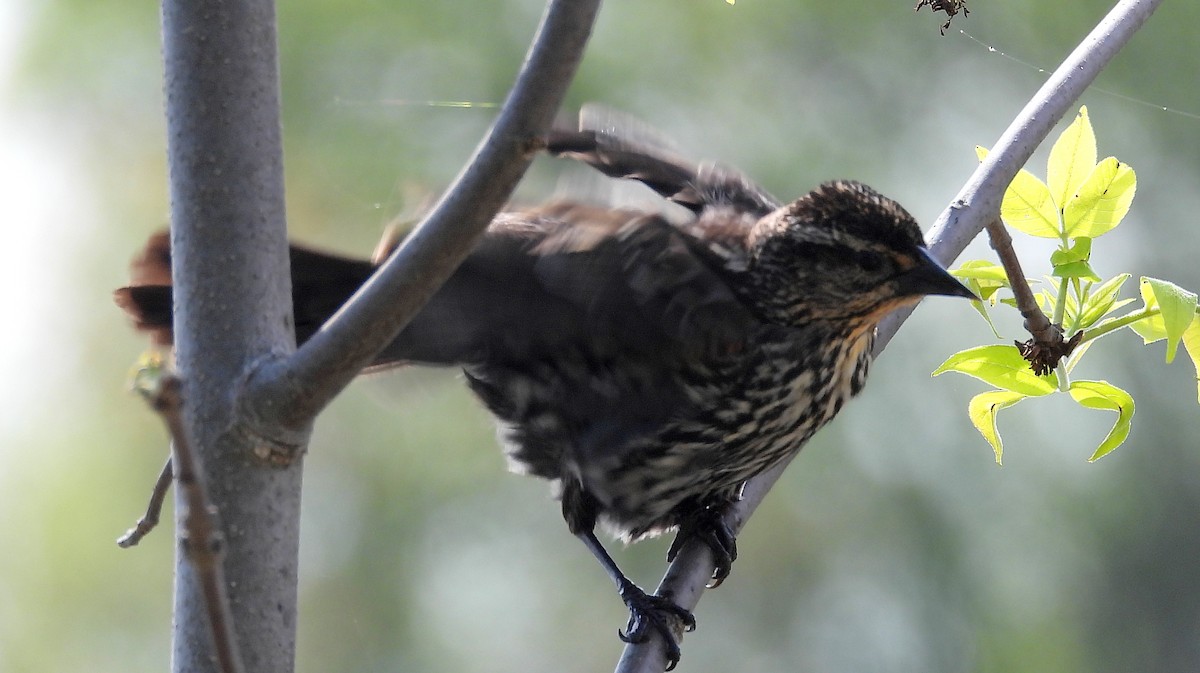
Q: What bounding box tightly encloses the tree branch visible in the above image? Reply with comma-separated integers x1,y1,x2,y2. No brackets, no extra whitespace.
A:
615,0,1163,670
242,0,602,432
157,376,244,673
984,219,1056,343
160,0,301,669
116,455,173,548
125,355,244,672
984,219,1081,377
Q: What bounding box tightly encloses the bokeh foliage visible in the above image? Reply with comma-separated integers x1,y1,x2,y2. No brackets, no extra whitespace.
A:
4,1,1200,671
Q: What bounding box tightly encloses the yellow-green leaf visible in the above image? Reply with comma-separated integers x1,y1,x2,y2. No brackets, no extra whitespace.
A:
952,262,1009,328
1141,277,1199,363
1052,260,1101,282
1003,169,1061,238
968,390,1027,464
1068,380,1134,461
951,260,1010,284
933,345,1058,396
1129,278,1167,343
1180,317,1200,404
1047,106,1097,208
978,146,1061,238
1077,273,1132,329
1049,237,1092,265
1063,157,1136,238
968,301,1003,338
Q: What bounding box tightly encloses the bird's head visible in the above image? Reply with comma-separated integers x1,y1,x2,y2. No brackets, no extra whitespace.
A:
746,180,975,329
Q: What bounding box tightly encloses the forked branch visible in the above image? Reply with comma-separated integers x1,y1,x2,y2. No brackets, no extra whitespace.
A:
242,0,603,432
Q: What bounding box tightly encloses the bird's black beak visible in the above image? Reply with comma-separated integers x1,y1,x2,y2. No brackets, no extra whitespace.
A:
895,248,978,300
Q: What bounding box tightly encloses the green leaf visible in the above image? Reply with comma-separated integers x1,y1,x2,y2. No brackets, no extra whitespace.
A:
968,390,1027,464
1077,273,1132,329
1050,237,1092,266
951,260,1010,284
1062,157,1136,238
1140,277,1199,363
1068,380,1134,461
1062,286,1081,327
1051,260,1101,282
1180,317,1200,404
952,260,1009,301
1006,289,1054,314
977,146,1061,238
1081,299,1135,335
965,299,1003,338
1003,170,1062,238
1129,279,1167,343
951,261,1009,331
1048,106,1098,208
976,285,1006,304
933,345,1058,396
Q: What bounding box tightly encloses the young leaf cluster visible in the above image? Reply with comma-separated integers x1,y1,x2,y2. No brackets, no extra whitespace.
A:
934,107,1200,464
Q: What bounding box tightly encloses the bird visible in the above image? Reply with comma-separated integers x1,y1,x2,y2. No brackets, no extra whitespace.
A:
115,111,976,670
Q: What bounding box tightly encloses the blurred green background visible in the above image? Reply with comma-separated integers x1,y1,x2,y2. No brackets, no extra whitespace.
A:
3,0,1199,671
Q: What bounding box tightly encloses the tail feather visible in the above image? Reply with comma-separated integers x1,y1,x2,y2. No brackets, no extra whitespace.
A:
112,229,573,368
113,285,174,347
114,232,377,353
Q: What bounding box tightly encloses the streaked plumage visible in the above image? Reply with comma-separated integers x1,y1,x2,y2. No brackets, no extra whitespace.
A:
115,112,974,670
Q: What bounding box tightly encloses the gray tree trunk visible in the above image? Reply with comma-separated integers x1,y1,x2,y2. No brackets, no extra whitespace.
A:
161,0,301,670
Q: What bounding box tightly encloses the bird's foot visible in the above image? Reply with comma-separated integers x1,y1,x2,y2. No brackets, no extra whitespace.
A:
666,502,738,588
617,581,696,671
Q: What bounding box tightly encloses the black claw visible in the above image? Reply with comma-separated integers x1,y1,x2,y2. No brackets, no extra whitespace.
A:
667,501,739,588
618,582,695,670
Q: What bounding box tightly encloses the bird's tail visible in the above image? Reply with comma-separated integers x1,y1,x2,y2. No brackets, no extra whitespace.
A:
113,227,563,369
113,231,379,355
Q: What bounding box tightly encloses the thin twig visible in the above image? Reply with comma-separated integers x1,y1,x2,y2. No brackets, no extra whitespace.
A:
242,0,602,432
985,219,1057,343
150,375,244,673
116,456,173,548
614,0,1163,670
985,219,1080,376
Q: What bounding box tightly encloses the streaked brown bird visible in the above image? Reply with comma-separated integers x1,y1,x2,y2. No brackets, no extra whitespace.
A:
115,113,975,669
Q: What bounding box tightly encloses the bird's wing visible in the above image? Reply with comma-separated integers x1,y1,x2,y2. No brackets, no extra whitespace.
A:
545,104,781,219
380,202,761,366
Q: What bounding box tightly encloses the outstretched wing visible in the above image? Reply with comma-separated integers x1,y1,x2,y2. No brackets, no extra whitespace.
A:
545,104,781,219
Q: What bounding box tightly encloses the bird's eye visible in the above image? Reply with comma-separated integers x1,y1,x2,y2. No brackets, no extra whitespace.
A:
855,251,885,273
